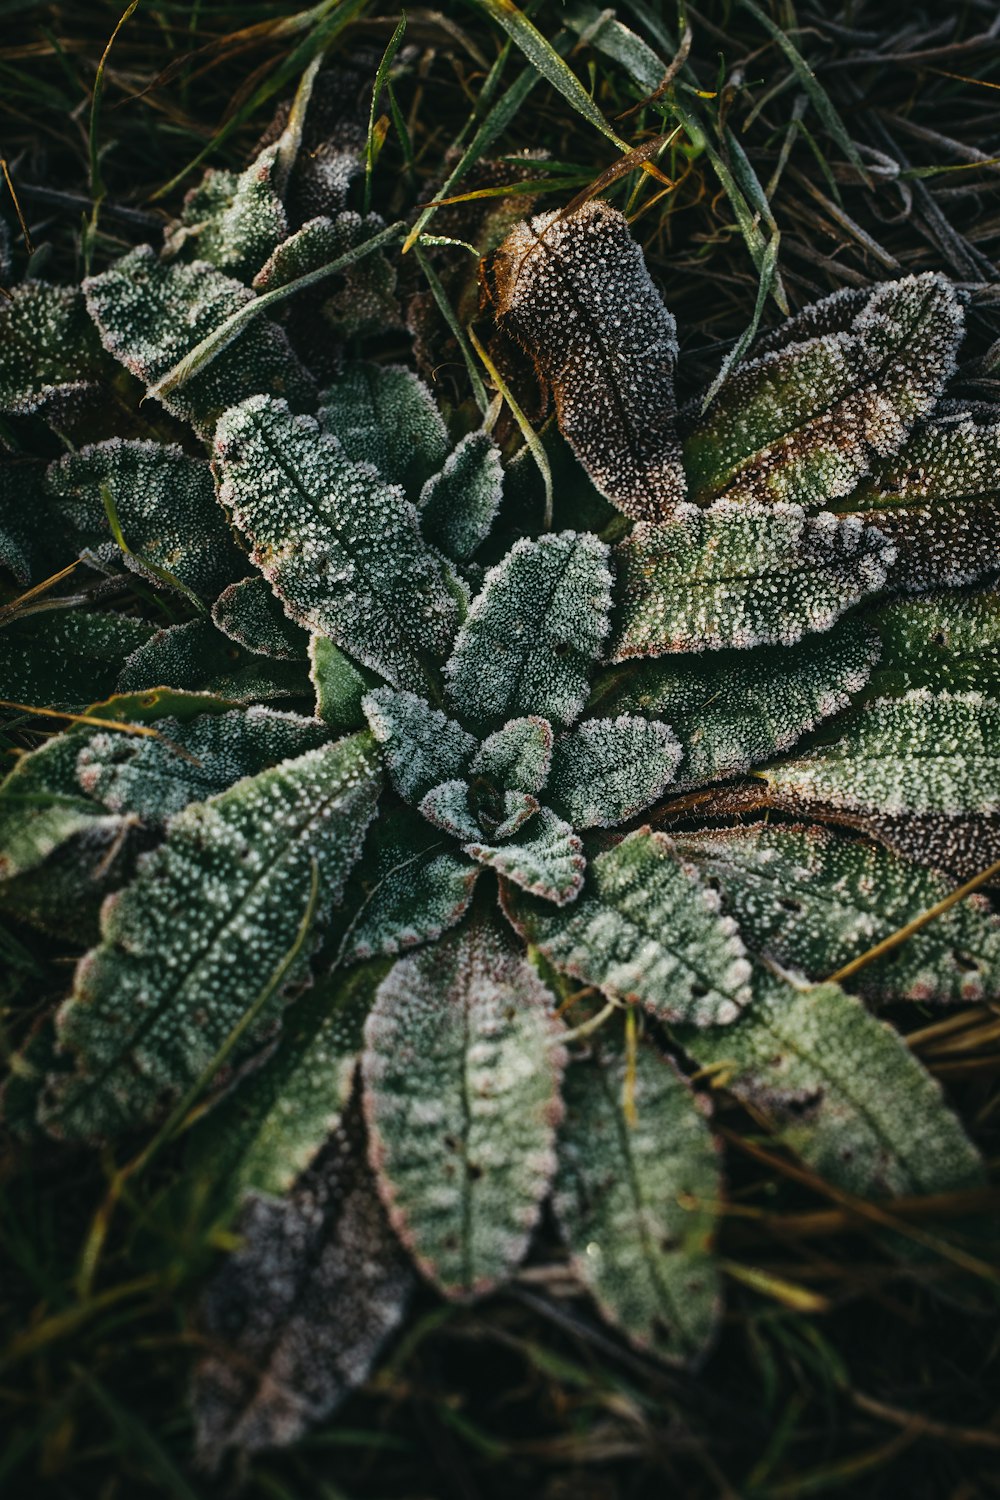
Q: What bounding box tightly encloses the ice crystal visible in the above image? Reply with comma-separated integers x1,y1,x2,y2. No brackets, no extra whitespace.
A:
212,576,310,661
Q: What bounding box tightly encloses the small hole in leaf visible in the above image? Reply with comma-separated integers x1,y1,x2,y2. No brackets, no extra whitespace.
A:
778,897,802,914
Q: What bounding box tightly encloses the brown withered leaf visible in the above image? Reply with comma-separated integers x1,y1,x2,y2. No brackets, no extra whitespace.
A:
490,201,685,522
193,1089,414,1466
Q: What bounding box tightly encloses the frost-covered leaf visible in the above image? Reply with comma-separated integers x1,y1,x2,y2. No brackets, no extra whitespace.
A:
678,974,984,1198
318,361,449,497
675,824,1000,1004
419,778,484,842
362,918,566,1297
470,716,553,795
445,530,612,729
47,440,244,599
194,1093,414,1462
684,274,964,510
74,707,329,821
215,395,463,692
0,460,66,586
1,610,155,712
84,247,314,436
467,805,583,905
491,788,542,841
42,734,381,1140
254,211,401,338
164,142,287,280
0,732,123,882
0,282,113,416
556,1034,721,1362
610,502,893,660
117,619,311,703
309,633,379,731
419,430,505,562
362,687,475,803
839,411,1000,593
343,807,479,963
492,202,684,522
188,963,386,1209
547,715,680,828
760,690,1000,816
870,589,1000,697
592,618,879,785
212,576,310,661
503,828,752,1027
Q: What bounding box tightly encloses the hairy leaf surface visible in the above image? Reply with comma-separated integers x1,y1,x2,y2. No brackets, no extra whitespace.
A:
547,715,681,827
504,828,753,1026
362,918,566,1297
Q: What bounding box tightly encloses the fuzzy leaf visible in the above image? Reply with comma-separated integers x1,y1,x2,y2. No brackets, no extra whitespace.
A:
760,690,1000,817
675,824,1000,1004
84,246,314,436
362,918,566,1297
163,142,287,280
74,707,329,821
467,805,583,905
0,732,122,882
470,716,554,795
215,395,463,692
555,1035,721,1362
419,778,485,842
42,734,382,1140
362,688,476,802
1,610,155,712
117,619,310,703
194,1094,414,1462
592,618,879,785
254,211,401,336
678,974,984,1198
503,828,752,1027
684,274,964,510
419,430,505,562
492,202,684,522
871,589,1000,697
445,530,612,729
318,361,449,497
47,439,244,599
343,807,480,962
548,715,681,828
610,502,894,660
0,282,113,416
212,576,310,661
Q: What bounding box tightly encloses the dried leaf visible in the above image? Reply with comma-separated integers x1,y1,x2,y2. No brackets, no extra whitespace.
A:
362,917,566,1297
492,202,684,522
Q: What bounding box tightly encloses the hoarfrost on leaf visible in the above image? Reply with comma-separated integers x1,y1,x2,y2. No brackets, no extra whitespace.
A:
547,714,681,828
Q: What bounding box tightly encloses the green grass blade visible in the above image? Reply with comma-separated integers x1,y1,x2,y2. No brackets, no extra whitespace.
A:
363,13,407,216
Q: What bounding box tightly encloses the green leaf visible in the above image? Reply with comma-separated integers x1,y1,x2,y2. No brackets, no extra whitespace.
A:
362,917,566,1296
117,619,311,704
46,440,244,599
343,807,480,962
419,430,505,562
1,610,155,713
188,962,387,1209
194,1094,414,1462
318,361,449,497
42,733,382,1140
309,633,379,732
84,247,314,437
255,212,401,339
592,618,879,785
0,731,121,882
0,460,63,586
547,715,680,828
215,395,463,693
760,690,1000,817
163,142,288,281
683,275,964,510
362,687,476,803
445,530,612,729
503,828,753,1026
467,805,584,905
677,973,984,1198
492,202,684,522
675,824,1000,1005
0,282,113,417
470,716,553,796
555,1033,721,1362
212,576,310,661
870,589,1000,697
609,503,893,660
419,778,487,843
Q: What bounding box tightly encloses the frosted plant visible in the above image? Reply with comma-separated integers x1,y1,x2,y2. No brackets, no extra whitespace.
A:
2,98,998,1477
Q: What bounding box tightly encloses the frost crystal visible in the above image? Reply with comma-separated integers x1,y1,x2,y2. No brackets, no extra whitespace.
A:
492,202,685,521
362,687,476,802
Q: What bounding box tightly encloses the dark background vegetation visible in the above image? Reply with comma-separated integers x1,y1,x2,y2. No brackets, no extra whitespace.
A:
2,2,1000,1495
